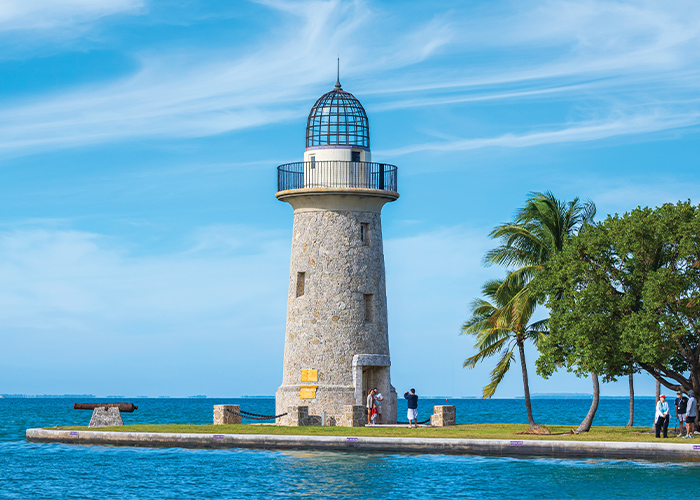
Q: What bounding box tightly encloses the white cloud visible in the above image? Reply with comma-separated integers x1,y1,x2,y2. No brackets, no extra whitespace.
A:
589,181,700,215
0,0,699,161
0,224,289,330
0,0,144,31
0,0,376,152
0,223,293,395
378,111,700,157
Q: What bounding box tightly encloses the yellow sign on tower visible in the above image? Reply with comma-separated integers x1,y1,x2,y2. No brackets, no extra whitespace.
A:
300,369,318,382
299,386,317,399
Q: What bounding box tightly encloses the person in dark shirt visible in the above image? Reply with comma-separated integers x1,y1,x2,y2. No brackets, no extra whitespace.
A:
404,388,419,428
676,391,688,437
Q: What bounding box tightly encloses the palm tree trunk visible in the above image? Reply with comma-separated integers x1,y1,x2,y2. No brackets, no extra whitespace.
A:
576,373,599,433
516,336,536,428
626,373,634,427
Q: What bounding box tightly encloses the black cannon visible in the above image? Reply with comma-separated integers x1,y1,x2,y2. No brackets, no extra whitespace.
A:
74,402,138,413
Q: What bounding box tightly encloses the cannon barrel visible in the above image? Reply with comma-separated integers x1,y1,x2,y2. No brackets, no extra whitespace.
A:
74,403,138,413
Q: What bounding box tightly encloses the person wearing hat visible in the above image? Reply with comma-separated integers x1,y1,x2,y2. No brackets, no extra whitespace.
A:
684,390,697,439
675,390,688,437
655,394,670,438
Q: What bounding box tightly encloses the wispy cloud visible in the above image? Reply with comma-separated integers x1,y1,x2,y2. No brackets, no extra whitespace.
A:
0,0,377,153
0,0,699,158
0,222,292,395
589,180,700,215
0,0,144,32
0,224,288,330
378,111,700,156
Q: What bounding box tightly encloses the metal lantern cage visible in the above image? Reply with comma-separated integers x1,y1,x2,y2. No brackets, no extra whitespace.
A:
306,88,370,149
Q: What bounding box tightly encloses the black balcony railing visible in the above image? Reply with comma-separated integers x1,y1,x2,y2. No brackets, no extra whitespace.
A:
277,161,398,192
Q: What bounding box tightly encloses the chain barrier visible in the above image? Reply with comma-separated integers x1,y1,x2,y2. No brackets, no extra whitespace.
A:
226,409,430,425
239,409,287,419
226,408,288,421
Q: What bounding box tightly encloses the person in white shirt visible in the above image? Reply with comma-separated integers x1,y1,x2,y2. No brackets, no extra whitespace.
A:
655,394,670,438
373,389,384,425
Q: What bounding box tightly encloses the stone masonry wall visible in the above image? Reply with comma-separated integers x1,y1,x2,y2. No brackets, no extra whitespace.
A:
280,406,321,427
276,207,396,424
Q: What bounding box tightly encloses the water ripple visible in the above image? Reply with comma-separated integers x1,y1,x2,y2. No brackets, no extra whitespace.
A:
1,398,696,498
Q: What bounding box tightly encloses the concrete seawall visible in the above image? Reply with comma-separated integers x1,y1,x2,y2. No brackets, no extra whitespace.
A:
26,428,700,462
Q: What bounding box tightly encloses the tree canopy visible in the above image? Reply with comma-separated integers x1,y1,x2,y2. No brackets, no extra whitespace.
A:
535,201,700,393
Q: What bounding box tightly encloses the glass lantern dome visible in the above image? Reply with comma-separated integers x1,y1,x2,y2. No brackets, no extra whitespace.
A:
306,82,369,150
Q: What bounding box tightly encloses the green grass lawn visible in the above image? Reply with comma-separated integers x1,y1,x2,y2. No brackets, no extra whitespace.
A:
49,423,690,443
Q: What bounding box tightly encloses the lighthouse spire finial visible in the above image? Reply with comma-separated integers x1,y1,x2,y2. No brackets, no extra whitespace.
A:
335,57,341,89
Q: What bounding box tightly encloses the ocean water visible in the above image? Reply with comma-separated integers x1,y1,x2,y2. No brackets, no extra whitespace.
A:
1,397,698,498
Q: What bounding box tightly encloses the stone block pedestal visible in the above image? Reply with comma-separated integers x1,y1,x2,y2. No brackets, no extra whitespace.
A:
89,407,123,428
338,405,366,427
213,405,241,425
430,405,456,426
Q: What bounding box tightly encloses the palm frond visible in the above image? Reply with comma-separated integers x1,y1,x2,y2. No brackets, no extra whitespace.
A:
463,335,511,369
482,346,516,398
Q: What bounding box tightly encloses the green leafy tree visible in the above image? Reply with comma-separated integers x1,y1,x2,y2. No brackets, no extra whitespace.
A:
461,276,547,428
535,201,700,396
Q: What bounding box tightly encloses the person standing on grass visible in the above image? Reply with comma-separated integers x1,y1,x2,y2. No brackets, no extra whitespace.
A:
404,389,418,428
366,388,376,425
684,390,697,439
675,391,688,437
655,394,670,438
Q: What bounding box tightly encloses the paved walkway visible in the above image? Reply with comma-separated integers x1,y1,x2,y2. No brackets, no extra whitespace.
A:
26,428,700,462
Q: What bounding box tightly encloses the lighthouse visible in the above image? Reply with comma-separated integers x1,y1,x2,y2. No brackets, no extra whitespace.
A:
275,71,399,425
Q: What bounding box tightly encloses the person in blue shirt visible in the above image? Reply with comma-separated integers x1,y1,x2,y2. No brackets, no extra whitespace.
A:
655,394,670,438
404,389,419,428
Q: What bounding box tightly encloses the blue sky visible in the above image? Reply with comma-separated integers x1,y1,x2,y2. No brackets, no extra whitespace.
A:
1,0,698,398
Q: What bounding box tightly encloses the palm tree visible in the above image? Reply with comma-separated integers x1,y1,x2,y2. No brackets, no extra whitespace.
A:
483,191,597,431
462,276,547,429
485,191,596,281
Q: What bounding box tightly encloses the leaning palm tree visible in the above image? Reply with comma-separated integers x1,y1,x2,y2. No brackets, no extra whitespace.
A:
484,191,597,431
462,276,547,429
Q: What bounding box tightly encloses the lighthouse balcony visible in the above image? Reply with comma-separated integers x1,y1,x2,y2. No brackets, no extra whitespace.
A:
277,161,398,194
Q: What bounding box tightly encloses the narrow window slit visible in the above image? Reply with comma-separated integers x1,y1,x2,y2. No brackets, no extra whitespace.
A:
296,272,306,297
360,223,370,246
364,294,374,324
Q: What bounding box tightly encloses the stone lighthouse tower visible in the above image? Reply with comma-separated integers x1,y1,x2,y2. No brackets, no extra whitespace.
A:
275,73,399,425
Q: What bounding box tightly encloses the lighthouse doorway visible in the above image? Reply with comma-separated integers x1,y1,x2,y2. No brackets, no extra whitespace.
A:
362,366,381,405
351,354,395,423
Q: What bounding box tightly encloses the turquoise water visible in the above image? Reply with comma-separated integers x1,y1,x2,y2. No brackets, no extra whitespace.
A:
1,397,698,498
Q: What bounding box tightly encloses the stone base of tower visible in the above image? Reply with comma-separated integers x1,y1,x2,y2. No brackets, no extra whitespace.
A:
276,385,397,426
